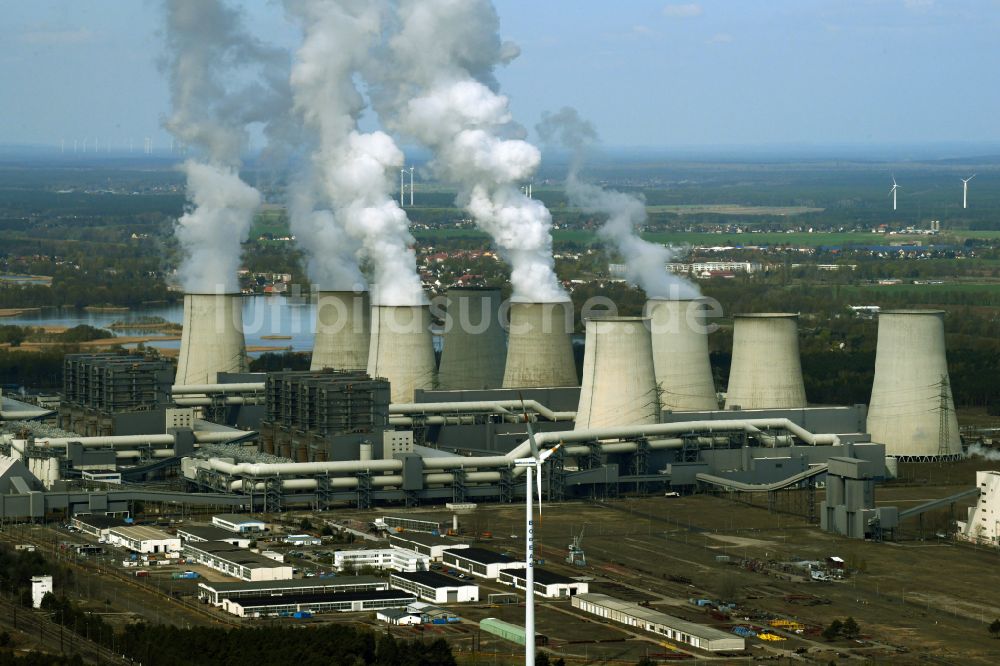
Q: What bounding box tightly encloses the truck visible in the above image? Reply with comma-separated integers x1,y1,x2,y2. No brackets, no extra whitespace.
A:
293,611,313,619
171,571,199,580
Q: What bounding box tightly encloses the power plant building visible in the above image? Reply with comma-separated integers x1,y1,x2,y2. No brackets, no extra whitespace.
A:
174,293,248,386
725,313,807,410
645,299,718,411
367,304,437,403
502,301,578,388
575,317,659,430
311,290,371,372
866,310,962,460
437,288,506,390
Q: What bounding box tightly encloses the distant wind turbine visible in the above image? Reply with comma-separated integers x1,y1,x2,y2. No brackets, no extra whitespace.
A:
961,174,976,209
890,176,900,212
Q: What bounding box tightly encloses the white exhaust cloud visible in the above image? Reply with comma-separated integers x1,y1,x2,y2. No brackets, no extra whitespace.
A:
286,0,424,306
371,0,567,303
162,0,289,293
536,107,700,300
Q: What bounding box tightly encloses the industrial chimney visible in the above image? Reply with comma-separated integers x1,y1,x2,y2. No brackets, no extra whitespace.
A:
575,317,659,430
311,290,371,372
367,304,437,403
502,301,578,389
438,288,506,390
866,309,961,459
645,298,719,411
175,292,248,386
724,313,806,410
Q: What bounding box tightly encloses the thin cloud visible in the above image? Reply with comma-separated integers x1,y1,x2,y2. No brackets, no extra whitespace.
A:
706,32,733,44
663,3,703,19
19,28,95,46
903,0,934,10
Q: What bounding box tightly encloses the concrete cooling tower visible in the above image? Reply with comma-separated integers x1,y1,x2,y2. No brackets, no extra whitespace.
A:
367,304,437,403
645,298,719,411
575,317,659,430
866,309,962,460
310,290,371,372
175,293,248,386
502,301,578,389
724,313,807,410
437,288,506,390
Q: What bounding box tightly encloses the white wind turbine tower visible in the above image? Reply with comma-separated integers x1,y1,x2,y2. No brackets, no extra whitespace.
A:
962,174,975,209
514,403,561,666
890,176,900,212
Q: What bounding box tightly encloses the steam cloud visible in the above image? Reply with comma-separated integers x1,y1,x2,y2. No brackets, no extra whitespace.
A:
968,443,1000,461
536,107,700,300
162,0,289,293
286,0,424,306
371,0,567,303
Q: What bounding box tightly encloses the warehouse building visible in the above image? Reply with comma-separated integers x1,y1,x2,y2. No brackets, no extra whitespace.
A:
390,571,479,603
198,576,387,606
222,589,416,618
479,617,546,647
177,524,252,548
183,541,293,581
498,568,589,598
376,608,422,626
334,547,430,573
572,594,744,653
441,547,525,579
71,514,127,539
389,532,470,560
212,514,266,534
107,526,180,554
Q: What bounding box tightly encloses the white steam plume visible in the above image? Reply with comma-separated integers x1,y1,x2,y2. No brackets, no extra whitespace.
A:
536,107,700,300
162,0,289,293
968,443,1000,461
287,168,366,291
371,0,567,303
286,0,424,306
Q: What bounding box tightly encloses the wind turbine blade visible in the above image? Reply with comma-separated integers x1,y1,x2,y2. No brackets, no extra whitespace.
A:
519,392,540,459
536,464,543,519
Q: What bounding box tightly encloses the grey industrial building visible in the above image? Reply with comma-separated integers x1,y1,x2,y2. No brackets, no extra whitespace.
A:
198,576,387,606
222,589,416,618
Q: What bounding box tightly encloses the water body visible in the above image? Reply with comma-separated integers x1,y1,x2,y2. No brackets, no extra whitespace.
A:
1,296,450,356
2,296,316,356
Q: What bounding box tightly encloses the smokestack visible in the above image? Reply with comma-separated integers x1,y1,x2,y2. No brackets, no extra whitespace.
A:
367,304,437,403
175,293,248,386
438,288,506,390
575,317,659,430
867,309,961,459
724,313,806,410
311,291,371,372
502,302,578,389
645,299,718,411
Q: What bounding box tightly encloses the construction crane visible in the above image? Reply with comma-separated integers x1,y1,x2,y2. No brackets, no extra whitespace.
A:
567,525,586,567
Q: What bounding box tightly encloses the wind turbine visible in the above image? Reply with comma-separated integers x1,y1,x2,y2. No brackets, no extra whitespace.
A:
513,402,561,666
890,176,900,212
962,174,976,209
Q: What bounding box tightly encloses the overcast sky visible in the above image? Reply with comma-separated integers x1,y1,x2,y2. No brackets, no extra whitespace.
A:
1,0,998,153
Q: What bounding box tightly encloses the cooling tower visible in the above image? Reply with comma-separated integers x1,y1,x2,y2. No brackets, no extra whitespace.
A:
437,288,506,390
502,301,578,388
175,293,248,386
866,309,961,459
310,290,371,372
367,304,437,403
645,298,719,411
724,313,806,410
575,317,659,430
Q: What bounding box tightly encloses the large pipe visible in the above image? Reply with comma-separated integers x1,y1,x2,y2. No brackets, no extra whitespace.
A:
311,290,371,372
0,409,56,421
34,430,253,449
174,292,249,386
171,383,265,395
388,400,575,421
